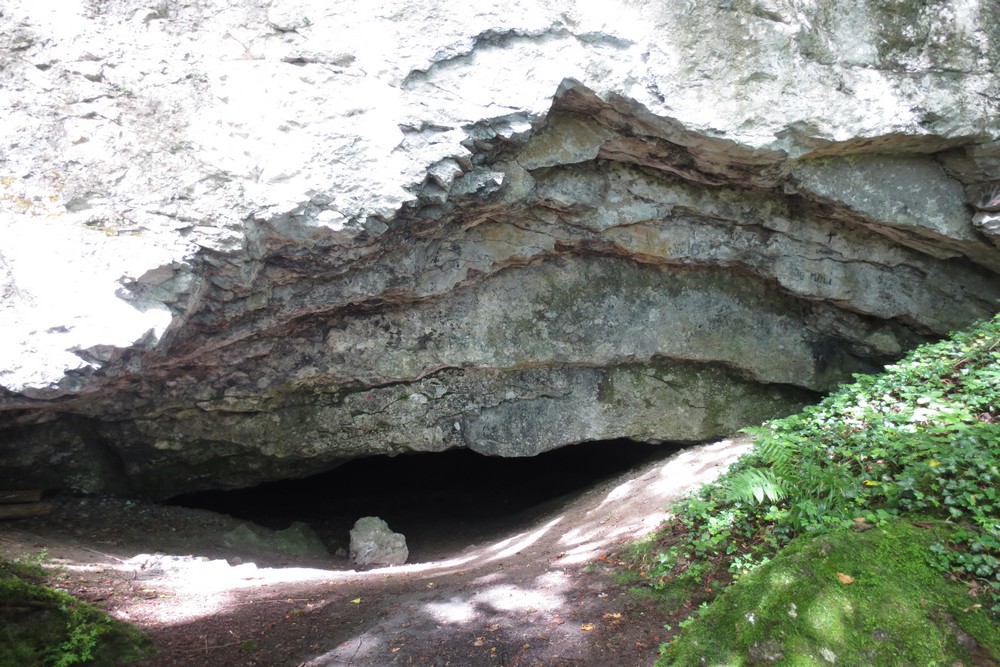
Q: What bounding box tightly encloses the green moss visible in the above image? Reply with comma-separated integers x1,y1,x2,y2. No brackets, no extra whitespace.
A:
597,371,616,404
610,570,641,586
658,521,998,666
0,558,153,667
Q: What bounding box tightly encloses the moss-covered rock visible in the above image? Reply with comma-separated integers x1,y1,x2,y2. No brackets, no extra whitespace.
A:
0,558,153,667
658,522,999,666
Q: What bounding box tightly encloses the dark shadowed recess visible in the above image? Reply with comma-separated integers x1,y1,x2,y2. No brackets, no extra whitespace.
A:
168,439,677,562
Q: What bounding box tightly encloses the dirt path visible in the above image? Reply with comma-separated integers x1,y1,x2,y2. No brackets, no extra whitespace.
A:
0,436,751,666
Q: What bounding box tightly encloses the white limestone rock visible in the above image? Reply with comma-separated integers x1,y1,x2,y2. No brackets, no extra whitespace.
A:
349,517,408,567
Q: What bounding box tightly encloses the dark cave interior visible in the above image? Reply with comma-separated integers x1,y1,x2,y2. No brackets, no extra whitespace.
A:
168,438,677,562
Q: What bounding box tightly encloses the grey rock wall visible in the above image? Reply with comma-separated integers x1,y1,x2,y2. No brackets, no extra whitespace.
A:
1,0,999,497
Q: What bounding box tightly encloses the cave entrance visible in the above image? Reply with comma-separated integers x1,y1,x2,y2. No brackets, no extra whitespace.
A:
168,439,677,563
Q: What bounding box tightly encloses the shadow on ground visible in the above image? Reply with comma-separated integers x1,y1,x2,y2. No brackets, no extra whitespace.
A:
1,437,754,666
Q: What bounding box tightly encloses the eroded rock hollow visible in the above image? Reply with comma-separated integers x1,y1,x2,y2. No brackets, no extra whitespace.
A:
2,0,1000,497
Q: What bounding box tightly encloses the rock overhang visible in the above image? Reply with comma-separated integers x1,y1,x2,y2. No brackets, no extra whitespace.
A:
1,0,1000,497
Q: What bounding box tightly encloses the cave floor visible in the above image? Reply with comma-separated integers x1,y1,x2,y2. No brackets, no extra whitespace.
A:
0,436,751,666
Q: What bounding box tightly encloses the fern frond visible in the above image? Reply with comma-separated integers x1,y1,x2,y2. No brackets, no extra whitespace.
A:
721,467,787,505
753,430,800,483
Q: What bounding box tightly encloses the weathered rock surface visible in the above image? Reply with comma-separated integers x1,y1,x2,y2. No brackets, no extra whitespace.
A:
1,0,1000,496
349,517,408,567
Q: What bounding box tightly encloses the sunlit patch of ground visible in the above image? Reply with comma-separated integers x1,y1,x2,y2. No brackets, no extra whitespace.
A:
1,435,752,665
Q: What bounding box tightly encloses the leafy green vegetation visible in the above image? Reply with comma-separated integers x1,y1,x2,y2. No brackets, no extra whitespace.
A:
0,556,152,666
629,313,1000,664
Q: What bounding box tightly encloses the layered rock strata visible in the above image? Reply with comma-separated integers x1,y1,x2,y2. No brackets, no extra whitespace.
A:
1,0,999,496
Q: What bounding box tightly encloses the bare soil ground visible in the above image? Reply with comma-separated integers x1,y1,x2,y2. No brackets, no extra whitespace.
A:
0,436,751,667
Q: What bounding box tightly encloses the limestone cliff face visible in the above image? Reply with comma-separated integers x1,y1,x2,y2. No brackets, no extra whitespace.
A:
1,0,1000,497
